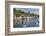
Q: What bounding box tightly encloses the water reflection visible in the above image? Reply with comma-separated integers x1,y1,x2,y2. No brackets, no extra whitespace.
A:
13,16,39,28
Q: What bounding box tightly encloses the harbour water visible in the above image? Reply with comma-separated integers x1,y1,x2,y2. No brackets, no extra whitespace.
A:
13,16,39,28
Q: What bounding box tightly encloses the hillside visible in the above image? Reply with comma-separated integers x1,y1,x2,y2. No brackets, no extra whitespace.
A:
13,8,39,17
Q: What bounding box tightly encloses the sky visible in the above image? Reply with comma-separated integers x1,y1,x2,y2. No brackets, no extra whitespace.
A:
15,8,39,15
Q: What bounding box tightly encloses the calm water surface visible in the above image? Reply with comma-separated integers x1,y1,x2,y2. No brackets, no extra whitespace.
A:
13,17,39,28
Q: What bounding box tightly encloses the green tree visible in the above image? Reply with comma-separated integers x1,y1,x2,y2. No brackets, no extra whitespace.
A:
31,13,35,17
13,8,16,13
